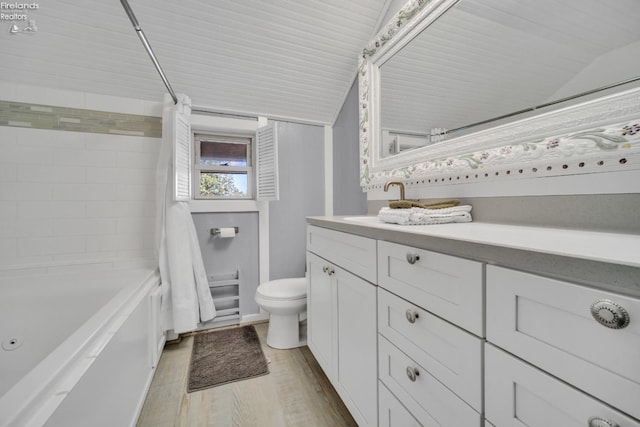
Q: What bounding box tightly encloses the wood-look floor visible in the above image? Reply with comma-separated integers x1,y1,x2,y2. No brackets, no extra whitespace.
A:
136,322,357,427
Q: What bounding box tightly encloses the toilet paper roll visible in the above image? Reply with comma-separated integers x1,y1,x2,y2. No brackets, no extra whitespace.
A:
218,227,236,238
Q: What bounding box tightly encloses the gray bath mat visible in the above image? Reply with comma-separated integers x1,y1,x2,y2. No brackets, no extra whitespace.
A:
188,325,269,392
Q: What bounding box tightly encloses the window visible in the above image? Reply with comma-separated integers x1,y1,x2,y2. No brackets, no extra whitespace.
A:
193,133,253,199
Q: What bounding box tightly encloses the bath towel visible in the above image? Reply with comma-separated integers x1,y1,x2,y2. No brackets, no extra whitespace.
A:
378,205,472,225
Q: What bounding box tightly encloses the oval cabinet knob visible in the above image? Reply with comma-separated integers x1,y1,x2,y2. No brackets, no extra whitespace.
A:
588,416,619,427
328,268,335,276
406,366,420,382
322,266,329,273
406,252,420,264
590,299,630,329
405,309,420,324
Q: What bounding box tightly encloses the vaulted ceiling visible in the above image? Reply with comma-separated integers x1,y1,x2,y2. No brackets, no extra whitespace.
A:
0,0,392,124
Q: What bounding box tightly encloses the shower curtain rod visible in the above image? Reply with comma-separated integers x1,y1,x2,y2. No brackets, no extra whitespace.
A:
120,0,178,105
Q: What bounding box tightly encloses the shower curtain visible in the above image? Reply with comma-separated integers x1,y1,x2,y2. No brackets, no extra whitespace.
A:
156,94,216,334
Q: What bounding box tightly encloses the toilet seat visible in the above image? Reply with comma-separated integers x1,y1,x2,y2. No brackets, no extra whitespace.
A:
256,278,307,301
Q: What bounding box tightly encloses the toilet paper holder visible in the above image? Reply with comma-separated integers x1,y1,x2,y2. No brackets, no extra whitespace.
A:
210,227,239,236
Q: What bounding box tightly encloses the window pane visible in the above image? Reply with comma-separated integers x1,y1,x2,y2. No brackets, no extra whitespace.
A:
200,172,248,197
200,141,247,166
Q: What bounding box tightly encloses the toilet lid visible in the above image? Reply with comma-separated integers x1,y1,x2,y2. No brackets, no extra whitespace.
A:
256,277,307,300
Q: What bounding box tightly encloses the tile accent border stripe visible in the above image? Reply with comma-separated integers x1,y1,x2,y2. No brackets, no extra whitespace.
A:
0,100,162,138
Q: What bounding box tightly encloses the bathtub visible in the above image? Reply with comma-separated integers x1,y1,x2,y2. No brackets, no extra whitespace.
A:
0,266,162,427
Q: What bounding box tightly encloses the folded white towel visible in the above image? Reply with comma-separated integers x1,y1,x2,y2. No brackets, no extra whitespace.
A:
378,205,472,225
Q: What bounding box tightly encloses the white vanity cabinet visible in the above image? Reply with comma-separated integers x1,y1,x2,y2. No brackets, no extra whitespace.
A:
306,225,378,427
307,218,640,427
486,265,640,426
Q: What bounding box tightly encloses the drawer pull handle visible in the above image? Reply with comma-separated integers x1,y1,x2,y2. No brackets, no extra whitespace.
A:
590,299,630,329
405,309,420,324
406,253,420,264
406,366,420,382
588,417,619,427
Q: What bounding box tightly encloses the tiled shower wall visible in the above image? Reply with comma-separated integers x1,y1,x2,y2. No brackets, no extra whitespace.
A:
0,83,162,274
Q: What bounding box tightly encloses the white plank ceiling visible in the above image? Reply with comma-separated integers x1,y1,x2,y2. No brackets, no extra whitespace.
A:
0,0,390,124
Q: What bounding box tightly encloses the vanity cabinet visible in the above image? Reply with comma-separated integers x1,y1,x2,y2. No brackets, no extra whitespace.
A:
486,265,640,425
307,218,640,426
306,226,378,427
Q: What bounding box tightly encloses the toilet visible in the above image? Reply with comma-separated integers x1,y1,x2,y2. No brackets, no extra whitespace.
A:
255,277,307,349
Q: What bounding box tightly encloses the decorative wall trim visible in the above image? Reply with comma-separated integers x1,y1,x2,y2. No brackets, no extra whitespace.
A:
0,100,162,137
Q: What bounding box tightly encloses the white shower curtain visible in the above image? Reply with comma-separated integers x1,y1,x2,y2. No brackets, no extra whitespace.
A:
156,94,216,334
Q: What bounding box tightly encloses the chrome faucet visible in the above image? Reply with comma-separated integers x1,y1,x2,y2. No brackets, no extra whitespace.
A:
383,180,405,200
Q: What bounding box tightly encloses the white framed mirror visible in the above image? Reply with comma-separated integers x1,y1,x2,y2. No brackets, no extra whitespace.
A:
359,0,640,195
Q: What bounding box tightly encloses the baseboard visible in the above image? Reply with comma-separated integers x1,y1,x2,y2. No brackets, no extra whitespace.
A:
241,313,270,324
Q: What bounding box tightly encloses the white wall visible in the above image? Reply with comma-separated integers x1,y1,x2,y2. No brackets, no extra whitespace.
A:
0,82,161,274
333,80,367,215
269,121,326,280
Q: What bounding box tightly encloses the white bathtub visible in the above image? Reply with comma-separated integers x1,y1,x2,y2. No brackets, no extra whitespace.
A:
0,267,162,427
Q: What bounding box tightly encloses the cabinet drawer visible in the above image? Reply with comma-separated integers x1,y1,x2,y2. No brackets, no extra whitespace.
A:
485,344,640,427
378,288,482,411
377,240,484,336
307,225,376,283
378,336,481,427
487,265,640,420
379,382,422,427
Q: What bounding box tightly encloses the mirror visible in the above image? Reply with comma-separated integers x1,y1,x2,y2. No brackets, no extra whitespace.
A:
379,0,640,158
359,0,640,189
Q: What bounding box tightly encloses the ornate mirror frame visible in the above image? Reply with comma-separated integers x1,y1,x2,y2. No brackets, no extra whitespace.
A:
358,0,640,194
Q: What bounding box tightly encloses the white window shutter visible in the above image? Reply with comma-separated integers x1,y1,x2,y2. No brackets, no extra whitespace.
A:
173,110,191,201
256,122,279,201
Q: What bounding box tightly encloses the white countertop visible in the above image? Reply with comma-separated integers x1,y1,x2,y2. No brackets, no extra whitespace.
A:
310,216,640,268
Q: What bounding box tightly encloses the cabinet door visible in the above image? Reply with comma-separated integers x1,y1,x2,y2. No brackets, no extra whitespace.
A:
336,266,378,427
307,252,335,377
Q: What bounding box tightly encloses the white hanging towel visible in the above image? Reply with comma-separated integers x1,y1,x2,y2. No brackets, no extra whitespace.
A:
156,93,216,334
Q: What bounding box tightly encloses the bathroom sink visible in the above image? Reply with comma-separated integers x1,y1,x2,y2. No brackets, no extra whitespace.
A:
342,216,381,223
